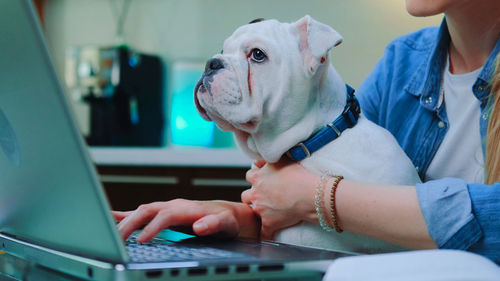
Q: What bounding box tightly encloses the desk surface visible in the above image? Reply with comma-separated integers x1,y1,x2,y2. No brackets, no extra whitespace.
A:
90,147,252,167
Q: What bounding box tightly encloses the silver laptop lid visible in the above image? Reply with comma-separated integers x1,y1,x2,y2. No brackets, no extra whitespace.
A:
0,0,128,263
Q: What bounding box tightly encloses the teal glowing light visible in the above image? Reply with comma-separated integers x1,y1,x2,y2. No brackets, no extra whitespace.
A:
170,62,214,147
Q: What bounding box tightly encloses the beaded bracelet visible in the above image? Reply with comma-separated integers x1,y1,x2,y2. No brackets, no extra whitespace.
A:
329,175,344,233
314,174,344,233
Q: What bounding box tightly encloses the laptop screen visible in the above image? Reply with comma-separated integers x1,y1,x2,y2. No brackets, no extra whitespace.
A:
0,0,128,263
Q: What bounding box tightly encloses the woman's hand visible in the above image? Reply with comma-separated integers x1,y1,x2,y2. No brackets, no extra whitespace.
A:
113,199,259,243
241,158,320,240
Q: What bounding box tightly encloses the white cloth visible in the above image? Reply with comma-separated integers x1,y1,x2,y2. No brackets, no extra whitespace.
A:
425,56,484,183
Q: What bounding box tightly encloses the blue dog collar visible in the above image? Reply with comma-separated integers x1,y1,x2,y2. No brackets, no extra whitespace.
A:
286,84,360,161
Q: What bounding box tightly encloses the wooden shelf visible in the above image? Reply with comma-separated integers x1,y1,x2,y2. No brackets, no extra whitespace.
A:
92,147,253,211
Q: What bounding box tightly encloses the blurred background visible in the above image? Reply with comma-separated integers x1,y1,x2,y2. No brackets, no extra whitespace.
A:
27,0,445,209
36,0,441,150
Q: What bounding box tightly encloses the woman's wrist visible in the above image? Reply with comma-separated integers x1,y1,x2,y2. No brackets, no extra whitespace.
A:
304,173,324,223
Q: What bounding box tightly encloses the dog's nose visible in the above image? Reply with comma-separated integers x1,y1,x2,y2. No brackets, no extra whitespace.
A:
205,58,224,75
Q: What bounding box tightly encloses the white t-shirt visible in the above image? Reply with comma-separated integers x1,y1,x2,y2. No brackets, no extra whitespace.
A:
424,56,485,183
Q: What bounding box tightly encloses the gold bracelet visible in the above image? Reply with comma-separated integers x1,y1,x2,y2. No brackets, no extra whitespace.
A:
329,175,344,233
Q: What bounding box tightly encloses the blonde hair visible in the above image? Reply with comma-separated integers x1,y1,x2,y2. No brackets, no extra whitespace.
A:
486,54,500,185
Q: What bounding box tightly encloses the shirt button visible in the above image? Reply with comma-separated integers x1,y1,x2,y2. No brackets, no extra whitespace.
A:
425,96,433,104
478,85,485,92
483,112,489,120
438,121,446,128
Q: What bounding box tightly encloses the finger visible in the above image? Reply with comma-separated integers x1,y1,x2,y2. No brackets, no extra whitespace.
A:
112,211,132,222
253,159,266,168
136,210,179,242
193,210,239,237
245,168,258,184
260,230,274,241
259,224,276,241
117,205,159,241
241,188,254,205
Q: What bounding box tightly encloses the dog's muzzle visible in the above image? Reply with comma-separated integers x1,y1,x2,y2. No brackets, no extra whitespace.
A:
193,58,226,121
204,58,224,76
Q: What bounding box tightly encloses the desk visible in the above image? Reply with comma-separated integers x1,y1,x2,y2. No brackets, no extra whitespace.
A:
90,148,252,211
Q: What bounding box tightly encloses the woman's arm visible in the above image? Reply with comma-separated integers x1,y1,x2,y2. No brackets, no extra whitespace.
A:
329,179,436,249
242,160,436,248
244,160,500,263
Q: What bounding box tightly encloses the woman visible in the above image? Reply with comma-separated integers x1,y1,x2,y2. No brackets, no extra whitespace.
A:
114,0,500,263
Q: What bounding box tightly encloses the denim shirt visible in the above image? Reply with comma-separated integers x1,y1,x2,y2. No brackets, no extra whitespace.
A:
357,18,500,263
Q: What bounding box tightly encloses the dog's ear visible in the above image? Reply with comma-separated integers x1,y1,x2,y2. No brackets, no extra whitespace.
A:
249,18,265,24
292,15,343,76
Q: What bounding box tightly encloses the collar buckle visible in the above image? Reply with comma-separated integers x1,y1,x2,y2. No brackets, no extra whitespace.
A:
286,142,310,160
342,85,360,128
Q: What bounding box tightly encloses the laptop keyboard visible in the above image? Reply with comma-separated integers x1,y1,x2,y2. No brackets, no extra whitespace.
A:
126,234,245,263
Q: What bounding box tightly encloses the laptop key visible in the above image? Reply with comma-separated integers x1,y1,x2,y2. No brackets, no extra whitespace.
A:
126,234,246,263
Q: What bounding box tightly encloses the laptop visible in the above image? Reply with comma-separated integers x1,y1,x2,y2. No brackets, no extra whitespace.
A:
0,1,351,280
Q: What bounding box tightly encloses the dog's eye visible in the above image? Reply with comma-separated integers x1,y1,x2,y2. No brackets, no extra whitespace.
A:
250,48,267,62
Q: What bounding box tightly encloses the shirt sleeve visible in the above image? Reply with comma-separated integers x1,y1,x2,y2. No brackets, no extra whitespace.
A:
357,40,397,126
416,178,500,264
357,59,383,124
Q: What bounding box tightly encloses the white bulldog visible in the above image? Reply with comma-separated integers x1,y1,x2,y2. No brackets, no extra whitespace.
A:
194,15,421,253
